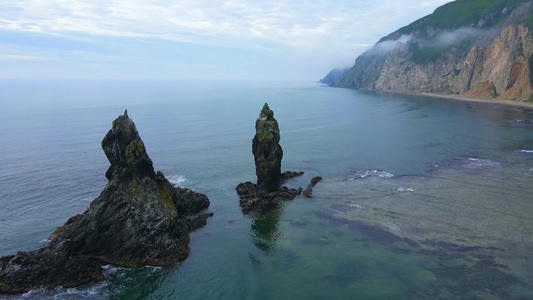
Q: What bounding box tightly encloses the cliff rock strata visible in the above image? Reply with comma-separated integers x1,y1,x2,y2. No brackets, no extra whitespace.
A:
466,24,533,101
333,1,533,102
0,111,212,294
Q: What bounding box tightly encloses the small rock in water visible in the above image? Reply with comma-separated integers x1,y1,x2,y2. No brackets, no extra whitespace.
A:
303,176,323,198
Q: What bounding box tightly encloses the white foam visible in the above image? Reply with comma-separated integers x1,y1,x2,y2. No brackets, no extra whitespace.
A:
101,264,129,275
60,285,104,297
465,158,499,168
352,170,394,179
377,171,394,178
102,264,161,274
518,150,533,153
39,239,51,247
21,282,108,299
167,174,187,186
101,264,114,270
385,222,401,233
397,187,415,192
21,287,46,298
348,201,363,208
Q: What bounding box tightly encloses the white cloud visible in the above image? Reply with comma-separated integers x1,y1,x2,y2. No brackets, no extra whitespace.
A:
420,0,452,8
0,0,454,80
1,0,452,49
374,34,411,54
0,54,48,60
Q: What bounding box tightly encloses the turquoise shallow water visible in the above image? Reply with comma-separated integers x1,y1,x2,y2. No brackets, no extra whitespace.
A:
1,80,533,299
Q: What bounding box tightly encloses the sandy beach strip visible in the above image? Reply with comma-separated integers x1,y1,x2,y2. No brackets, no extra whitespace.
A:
419,92,533,110
363,87,533,110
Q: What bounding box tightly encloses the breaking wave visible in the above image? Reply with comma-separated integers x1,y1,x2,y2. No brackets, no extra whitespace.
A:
464,158,500,169
347,170,394,181
517,150,533,153
21,282,108,299
167,174,187,186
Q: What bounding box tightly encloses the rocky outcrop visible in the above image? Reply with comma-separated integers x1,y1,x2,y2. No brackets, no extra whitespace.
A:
281,171,305,181
320,68,349,86
332,1,533,102
0,111,212,294
238,104,304,214
303,176,323,198
237,182,302,213
253,103,284,192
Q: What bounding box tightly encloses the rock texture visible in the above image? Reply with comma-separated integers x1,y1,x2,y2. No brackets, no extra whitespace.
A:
237,182,302,213
303,176,323,198
466,24,533,101
0,111,212,294
238,104,304,214
332,0,533,102
253,103,284,192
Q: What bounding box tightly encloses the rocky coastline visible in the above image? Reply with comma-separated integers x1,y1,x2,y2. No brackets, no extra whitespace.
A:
0,111,212,294
325,1,533,103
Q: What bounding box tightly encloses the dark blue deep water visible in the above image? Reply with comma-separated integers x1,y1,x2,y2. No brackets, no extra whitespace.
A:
1,80,533,299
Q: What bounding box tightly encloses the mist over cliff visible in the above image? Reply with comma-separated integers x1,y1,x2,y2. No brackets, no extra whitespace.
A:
325,0,533,102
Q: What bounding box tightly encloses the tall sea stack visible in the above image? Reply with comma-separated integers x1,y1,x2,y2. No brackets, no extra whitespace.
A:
253,103,283,192
237,103,303,214
0,111,212,294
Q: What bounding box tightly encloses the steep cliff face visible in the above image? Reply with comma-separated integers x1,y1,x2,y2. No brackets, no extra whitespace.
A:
466,24,533,101
334,0,533,102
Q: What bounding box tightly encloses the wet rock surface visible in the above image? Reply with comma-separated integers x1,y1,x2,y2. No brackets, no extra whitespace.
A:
238,103,319,214
0,111,212,294
253,103,284,192
303,176,323,198
237,181,302,214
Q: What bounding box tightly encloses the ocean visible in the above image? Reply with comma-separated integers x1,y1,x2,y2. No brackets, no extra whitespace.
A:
1,80,532,299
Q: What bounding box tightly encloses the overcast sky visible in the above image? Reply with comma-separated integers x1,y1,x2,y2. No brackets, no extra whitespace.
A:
0,0,452,81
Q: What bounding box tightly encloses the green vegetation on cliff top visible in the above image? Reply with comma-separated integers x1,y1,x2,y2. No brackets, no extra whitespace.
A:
385,0,530,41
337,0,533,87
519,13,533,29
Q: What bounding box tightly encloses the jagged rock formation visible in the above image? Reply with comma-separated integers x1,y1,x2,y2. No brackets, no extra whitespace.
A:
253,103,284,192
331,0,533,102
237,104,304,214
462,24,533,101
0,111,212,294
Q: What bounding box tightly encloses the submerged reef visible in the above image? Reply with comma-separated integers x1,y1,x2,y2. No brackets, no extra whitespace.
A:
0,111,212,294
237,103,321,214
